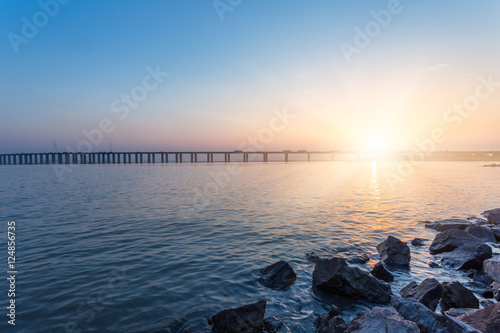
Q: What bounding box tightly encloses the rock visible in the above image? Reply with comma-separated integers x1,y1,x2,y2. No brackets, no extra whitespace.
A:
464,225,497,243
472,271,493,285
492,282,500,301
429,229,492,270
370,262,394,282
425,219,472,232
462,281,494,298
376,236,411,267
411,238,425,246
467,216,489,225
491,225,500,241
258,261,297,290
344,307,419,333
263,316,291,333
483,256,500,282
347,253,369,264
391,296,481,333
315,305,347,333
457,302,500,333
399,278,443,311
480,300,495,307
440,281,479,312
312,257,392,304
482,208,500,225
209,300,266,333
428,261,440,268
445,308,478,317
429,229,482,254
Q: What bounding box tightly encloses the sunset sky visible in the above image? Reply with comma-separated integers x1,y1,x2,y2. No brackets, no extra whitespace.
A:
1,0,499,153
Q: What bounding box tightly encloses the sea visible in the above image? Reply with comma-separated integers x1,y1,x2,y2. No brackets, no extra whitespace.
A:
0,161,499,332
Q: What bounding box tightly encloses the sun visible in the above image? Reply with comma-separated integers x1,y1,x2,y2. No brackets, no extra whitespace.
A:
362,135,389,153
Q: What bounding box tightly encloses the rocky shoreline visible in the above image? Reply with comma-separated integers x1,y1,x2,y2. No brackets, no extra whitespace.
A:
208,208,500,333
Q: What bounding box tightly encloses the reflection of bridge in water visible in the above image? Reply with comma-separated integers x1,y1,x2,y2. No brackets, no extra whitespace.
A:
0,151,499,165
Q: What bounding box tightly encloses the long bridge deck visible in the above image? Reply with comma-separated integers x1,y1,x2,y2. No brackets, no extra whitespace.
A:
0,151,499,165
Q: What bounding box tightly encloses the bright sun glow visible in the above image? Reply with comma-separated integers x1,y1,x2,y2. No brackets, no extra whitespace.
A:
363,136,389,153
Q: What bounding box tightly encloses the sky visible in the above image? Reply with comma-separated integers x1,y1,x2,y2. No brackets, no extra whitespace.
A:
1,0,499,153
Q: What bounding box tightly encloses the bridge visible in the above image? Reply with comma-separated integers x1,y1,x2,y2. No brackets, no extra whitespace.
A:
0,151,499,165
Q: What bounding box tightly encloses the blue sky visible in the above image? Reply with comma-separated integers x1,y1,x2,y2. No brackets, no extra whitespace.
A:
1,0,499,153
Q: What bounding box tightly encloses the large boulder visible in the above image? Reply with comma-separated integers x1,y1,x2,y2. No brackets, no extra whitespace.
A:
263,316,291,333
209,300,266,333
425,219,472,232
440,282,479,312
457,302,500,333
315,305,347,333
391,296,481,333
429,229,492,270
464,225,496,243
370,262,394,282
399,278,443,311
483,256,500,282
376,236,411,267
312,257,392,304
344,307,419,333
482,208,500,225
258,261,297,290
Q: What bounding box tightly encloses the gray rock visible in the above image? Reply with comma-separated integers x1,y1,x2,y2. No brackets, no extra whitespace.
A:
464,225,496,243
457,302,500,333
399,278,443,311
258,261,297,290
482,208,500,225
376,236,411,267
483,256,500,282
462,281,494,298
429,229,492,270
491,225,500,241
312,257,392,304
440,281,479,312
263,316,291,333
344,307,419,333
209,300,266,333
428,261,440,268
425,219,472,232
492,282,500,301
445,308,478,317
411,238,425,246
472,271,493,285
346,253,369,264
315,305,347,333
391,296,481,333
370,262,394,282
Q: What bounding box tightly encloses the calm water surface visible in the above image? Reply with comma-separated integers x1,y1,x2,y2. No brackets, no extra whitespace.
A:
0,161,499,332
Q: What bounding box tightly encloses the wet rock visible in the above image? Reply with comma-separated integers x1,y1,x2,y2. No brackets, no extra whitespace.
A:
346,253,369,264
467,216,489,225
209,300,266,333
440,281,479,312
315,305,347,333
344,307,419,333
482,208,500,225
258,261,296,290
399,278,443,311
370,262,394,282
472,271,493,285
457,302,500,333
491,225,500,241
263,316,291,333
428,261,440,268
480,299,495,307
391,296,481,333
464,225,496,243
376,236,411,267
429,229,492,270
425,219,472,232
483,256,500,282
312,257,392,304
411,238,425,246
462,281,494,298
492,282,500,301
445,308,478,317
